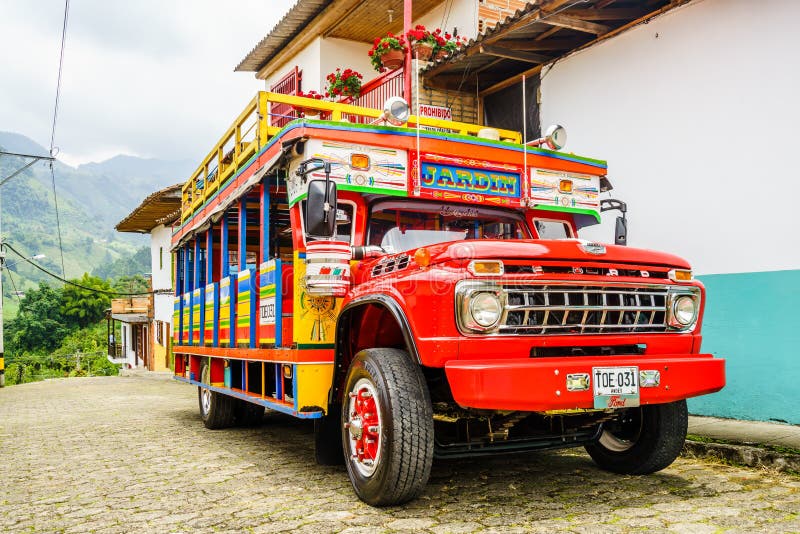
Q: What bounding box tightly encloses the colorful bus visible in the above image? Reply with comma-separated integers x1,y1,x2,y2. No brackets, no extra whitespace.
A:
172,92,725,506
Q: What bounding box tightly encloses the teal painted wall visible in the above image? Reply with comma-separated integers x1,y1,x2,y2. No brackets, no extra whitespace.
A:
689,270,800,424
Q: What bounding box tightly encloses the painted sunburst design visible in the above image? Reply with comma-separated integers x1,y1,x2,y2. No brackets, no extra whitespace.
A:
298,277,337,342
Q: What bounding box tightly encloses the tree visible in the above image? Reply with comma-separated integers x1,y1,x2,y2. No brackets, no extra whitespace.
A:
113,274,150,295
5,282,70,354
61,273,112,328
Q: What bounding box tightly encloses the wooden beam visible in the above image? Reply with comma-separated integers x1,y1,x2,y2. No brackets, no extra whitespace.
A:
479,45,550,64
480,0,689,97
422,76,473,92
534,26,561,42
501,38,585,51
540,13,610,35
595,0,618,8
473,57,506,75
423,53,468,78
481,64,546,97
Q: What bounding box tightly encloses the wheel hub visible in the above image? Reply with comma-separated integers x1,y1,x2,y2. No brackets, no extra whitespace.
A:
346,379,381,477
200,365,211,416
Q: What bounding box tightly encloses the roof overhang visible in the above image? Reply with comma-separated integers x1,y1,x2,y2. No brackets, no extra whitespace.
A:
116,183,183,233
110,313,149,324
236,0,442,79
422,0,687,96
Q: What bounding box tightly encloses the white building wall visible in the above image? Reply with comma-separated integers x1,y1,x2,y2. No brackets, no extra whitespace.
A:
264,37,323,93
150,225,172,292
150,225,174,324
540,0,800,275
122,324,137,368
319,37,376,89
417,0,478,40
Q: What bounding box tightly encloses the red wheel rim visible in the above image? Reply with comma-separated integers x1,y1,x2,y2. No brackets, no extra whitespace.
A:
346,378,382,477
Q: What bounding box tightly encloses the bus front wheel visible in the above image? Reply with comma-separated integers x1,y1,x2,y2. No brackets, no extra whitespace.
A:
341,348,434,506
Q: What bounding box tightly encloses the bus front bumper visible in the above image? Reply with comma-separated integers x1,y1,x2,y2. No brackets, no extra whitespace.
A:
444,354,725,412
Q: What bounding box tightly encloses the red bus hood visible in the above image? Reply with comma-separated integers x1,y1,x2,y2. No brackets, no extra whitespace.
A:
425,239,691,269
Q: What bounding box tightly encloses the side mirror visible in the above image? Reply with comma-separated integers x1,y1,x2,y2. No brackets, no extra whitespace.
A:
601,198,628,247
615,216,627,246
305,179,337,238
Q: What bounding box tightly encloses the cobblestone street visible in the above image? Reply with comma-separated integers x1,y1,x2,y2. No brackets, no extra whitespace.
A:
0,375,798,533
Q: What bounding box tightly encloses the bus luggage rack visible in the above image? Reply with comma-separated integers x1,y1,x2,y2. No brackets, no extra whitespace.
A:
500,284,669,335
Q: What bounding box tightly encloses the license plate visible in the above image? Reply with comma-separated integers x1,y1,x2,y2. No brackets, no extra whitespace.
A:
592,366,640,409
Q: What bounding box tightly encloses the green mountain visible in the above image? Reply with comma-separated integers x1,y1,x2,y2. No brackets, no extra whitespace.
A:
0,131,192,317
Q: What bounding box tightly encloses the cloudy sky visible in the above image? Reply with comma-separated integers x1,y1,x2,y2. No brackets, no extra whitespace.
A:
0,0,294,166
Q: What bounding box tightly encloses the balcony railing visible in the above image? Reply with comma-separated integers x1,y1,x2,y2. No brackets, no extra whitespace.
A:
180,91,522,222
338,69,404,123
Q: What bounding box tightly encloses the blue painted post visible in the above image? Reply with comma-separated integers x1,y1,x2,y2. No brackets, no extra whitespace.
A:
183,244,191,294
261,182,269,263
184,244,192,346
275,259,283,348
239,197,247,270
238,198,249,347
194,238,202,346
206,223,214,282
193,238,201,289
206,223,216,347
221,213,229,278
176,248,183,347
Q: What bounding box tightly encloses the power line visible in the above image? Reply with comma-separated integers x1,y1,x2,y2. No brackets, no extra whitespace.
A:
48,0,71,280
3,266,21,304
0,152,55,187
0,159,40,187
49,164,67,278
4,242,153,297
50,0,70,156
0,151,55,160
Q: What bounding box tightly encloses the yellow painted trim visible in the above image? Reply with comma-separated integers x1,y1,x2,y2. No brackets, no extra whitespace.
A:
295,364,334,415
180,91,522,222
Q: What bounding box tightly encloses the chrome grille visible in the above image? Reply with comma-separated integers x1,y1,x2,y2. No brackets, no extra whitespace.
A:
500,284,669,335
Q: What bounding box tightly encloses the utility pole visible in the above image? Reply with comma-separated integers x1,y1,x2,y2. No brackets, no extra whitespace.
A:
0,151,55,388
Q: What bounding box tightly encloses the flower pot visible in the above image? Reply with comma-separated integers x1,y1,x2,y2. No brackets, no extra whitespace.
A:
413,42,433,61
380,49,405,70
434,49,449,61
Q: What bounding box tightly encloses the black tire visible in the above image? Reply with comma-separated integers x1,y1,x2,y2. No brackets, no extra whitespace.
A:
198,361,236,430
341,348,434,507
315,406,345,466
234,399,265,427
585,400,688,475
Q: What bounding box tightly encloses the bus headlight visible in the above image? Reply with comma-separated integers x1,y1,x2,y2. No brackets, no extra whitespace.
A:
468,291,503,329
668,292,699,329
673,295,697,325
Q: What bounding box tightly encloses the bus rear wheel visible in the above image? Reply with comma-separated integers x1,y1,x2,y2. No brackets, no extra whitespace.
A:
198,362,236,429
341,348,434,506
585,400,688,474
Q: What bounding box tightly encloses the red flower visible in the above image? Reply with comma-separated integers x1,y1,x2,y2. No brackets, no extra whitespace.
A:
445,33,451,39
368,50,373,56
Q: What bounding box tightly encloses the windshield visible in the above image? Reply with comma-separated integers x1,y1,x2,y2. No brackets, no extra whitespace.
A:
367,200,529,253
